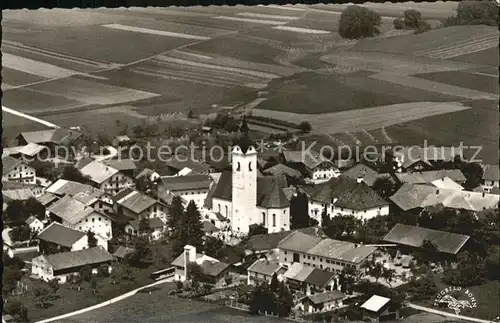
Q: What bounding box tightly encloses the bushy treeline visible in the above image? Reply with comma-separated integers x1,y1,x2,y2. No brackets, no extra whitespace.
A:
444,0,499,27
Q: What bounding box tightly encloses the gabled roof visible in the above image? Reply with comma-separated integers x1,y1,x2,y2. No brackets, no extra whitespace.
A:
279,231,323,253
264,163,302,178
135,168,158,180
258,176,290,208
303,268,335,287
247,259,282,276
2,156,25,174
113,246,134,259
103,159,137,171
47,195,95,225
72,192,99,206
116,190,160,214
342,164,380,187
394,146,461,169
46,179,103,198
37,222,86,247
171,252,230,277
283,150,334,170
242,227,325,252
38,192,60,206
211,171,232,201
127,217,165,231
283,263,314,282
311,176,388,210
165,157,211,174
25,215,41,225
360,295,391,313
114,135,131,142
160,174,212,192
483,164,499,181
36,246,112,271
383,224,470,255
80,161,119,184
75,157,94,170
17,128,82,145
3,143,46,157
431,177,464,191
306,290,345,305
395,170,466,185
2,188,35,201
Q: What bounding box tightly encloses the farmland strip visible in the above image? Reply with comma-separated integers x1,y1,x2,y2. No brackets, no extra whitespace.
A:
422,37,498,58
134,67,245,86
272,26,331,34
414,33,498,55
130,69,233,88
102,24,211,40
236,12,300,20
212,16,288,25
155,55,280,79
2,53,79,79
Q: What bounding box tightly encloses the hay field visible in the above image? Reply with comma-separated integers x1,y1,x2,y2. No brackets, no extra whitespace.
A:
415,70,499,94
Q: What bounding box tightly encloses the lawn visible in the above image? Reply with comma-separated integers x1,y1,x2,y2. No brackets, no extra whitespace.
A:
415,70,499,95
257,71,461,115
3,87,82,113
451,47,500,67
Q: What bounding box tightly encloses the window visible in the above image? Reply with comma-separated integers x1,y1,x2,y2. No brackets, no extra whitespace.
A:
285,258,287,262
262,212,266,226
225,205,228,217
284,251,287,255
92,218,95,223
99,217,101,221
272,214,276,227
236,162,241,171
249,162,252,171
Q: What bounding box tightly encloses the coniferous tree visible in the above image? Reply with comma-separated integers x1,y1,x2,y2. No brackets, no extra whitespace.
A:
167,196,185,239
173,201,204,255
290,191,310,229
270,272,279,293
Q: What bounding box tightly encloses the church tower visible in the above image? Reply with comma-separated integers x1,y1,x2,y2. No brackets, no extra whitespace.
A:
231,117,258,233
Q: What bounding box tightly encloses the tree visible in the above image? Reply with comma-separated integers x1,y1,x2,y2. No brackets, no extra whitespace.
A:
61,165,90,184
90,277,98,294
321,206,330,229
249,223,268,237
87,230,98,248
484,245,500,280
442,251,487,287
445,0,499,26
167,196,185,238
188,109,195,118
3,266,24,295
459,161,483,190
126,236,153,266
136,176,155,194
276,281,293,317
173,201,204,256
290,191,310,230
187,262,205,284
270,272,279,293
393,18,404,29
298,121,312,134
9,225,31,242
4,300,29,322
80,265,93,282
324,214,361,240
403,9,423,29
47,278,59,294
407,276,438,301
5,200,28,224
338,6,382,39
357,216,389,244
25,197,46,220
33,287,52,308
204,236,224,258
372,177,396,199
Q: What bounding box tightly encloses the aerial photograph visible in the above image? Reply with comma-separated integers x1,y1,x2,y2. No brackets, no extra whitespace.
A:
1,1,499,323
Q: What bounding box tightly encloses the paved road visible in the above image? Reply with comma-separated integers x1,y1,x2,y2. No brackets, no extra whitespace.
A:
2,105,59,128
408,303,495,323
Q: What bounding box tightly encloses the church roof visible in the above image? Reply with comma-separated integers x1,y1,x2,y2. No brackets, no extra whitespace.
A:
209,171,290,209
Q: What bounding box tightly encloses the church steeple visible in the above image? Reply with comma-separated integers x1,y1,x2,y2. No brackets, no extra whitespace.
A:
240,116,249,136
238,116,251,154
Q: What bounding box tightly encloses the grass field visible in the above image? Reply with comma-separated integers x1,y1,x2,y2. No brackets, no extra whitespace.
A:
451,47,500,67
415,70,499,95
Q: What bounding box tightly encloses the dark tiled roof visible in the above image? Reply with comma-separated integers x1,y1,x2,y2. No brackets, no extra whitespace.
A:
200,259,231,277
258,177,290,208
307,291,345,305
383,224,470,254
279,231,323,253
113,246,135,259
2,156,24,174
243,227,325,252
202,220,219,233
483,164,499,181
103,159,137,171
342,164,380,187
38,192,60,206
37,222,86,248
46,179,103,198
264,163,302,178
247,259,282,276
128,218,165,231
160,175,212,192
303,269,335,287
211,171,232,201
75,157,94,170
116,190,159,214
39,246,113,271
48,196,95,225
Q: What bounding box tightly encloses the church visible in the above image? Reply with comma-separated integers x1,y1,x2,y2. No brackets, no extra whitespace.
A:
205,119,291,234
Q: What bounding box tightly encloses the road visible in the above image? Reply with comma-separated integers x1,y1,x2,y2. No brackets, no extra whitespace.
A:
2,105,59,128
408,303,495,323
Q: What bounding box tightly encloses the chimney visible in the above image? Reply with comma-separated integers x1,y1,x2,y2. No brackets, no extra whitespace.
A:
183,245,197,280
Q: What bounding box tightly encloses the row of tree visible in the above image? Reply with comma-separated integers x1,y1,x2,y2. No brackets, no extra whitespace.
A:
249,279,294,318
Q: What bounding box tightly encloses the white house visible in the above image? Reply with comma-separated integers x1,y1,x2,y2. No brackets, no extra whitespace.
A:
283,150,339,183
47,195,113,240
482,164,499,192
31,246,113,283
2,156,36,184
113,188,168,221
308,175,389,225
135,168,161,183
79,160,134,195
206,142,291,234
300,291,345,313
158,174,212,210
125,218,167,241
37,222,108,252
247,259,285,286
26,216,44,233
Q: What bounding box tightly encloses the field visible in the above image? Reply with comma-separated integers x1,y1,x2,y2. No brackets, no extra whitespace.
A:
2,4,498,165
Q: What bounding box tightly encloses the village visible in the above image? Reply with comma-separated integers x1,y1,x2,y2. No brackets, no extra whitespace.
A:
2,114,499,323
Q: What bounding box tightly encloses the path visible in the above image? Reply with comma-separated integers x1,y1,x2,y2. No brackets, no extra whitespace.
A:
408,303,495,323
35,278,174,323
2,106,59,129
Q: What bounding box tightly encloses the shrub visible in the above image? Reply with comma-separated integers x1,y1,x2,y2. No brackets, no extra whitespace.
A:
404,9,423,29
393,18,404,30
298,121,312,134
339,6,382,39
414,21,432,34
456,0,499,26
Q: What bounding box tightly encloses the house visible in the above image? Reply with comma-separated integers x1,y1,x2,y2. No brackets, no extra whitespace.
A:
103,159,137,178
26,216,44,233
482,164,499,192
2,181,45,197
2,143,47,160
202,220,220,236
360,295,400,322
45,179,104,198
112,135,132,147
342,163,391,187
278,231,377,272
113,188,167,221
171,245,231,287
31,246,113,283
16,128,82,149
125,218,166,241
113,246,135,261
308,175,389,225
383,224,470,255
430,177,464,191
158,174,212,210
393,146,462,172
37,222,108,253
2,156,36,184
247,259,286,285
165,157,212,176
135,168,161,183
263,163,302,179
390,184,499,212
206,142,292,233
47,195,113,240
73,191,113,214
283,262,336,295
3,188,35,203
283,150,340,182
300,290,345,313
395,170,466,185
79,160,134,194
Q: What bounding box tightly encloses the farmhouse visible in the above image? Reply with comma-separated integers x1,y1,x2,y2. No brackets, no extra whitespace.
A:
112,135,133,147
125,218,167,241
390,184,499,212
79,160,134,194
383,224,470,256
360,295,401,322
2,188,35,203
395,169,466,185
158,174,212,210
430,177,464,191
247,259,286,285
393,146,462,172
171,245,231,287
135,168,161,183
282,262,336,295
31,246,113,283
45,179,104,198
16,128,82,149
2,181,45,197
263,163,302,179
26,216,44,233
165,157,212,176
103,159,137,178
482,164,499,192
47,195,113,240
37,222,108,253
113,188,168,221
300,290,345,313
308,175,389,224
342,163,392,187
2,143,47,160
2,156,36,184
283,150,340,182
